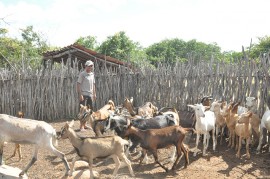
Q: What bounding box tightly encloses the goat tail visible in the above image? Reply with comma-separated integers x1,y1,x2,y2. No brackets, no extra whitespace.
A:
183,128,196,134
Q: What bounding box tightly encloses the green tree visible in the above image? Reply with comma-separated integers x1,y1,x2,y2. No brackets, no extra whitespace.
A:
98,31,138,62
145,38,222,66
145,39,178,66
75,35,98,50
0,26,51,69
0,28,23,68
249,36,270,58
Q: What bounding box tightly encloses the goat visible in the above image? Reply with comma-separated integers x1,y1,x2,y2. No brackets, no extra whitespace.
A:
91,100,115,120
230,101,260,146
235,111,253,159
0,114,70,176
58,120,135,179
257,107,270,153
77,100,115,131
237,97,257,115
210,101,226,145
188,104,216,156
123,97,158,118
221,102,238,149
5,111,24,161
155,107,180,125
190,96,213,128
122,122,192,172
105,114,177,163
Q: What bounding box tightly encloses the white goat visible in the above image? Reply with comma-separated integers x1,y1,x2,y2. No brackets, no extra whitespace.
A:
188,104,216,156
0,114,70,176
257,107,270,153
58,120,135,179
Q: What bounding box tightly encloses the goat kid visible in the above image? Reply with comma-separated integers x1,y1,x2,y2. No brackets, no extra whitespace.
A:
235,111,253,159
0,114,70,176
58,120,134,179
188,104,216,157
122,123,191,172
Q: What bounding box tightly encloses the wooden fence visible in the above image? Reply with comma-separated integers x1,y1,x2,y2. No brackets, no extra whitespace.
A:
0,54,269,121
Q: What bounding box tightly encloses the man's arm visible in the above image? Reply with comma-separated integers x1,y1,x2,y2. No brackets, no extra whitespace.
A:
77,82,83,101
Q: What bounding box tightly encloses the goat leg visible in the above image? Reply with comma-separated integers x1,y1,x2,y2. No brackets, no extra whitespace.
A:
171,145,182,171
0,143,3,165
19,147,38,176
118,153,135,177
236,136,242,158
152,150,169,172
111,155,121,176
49,143,70,176
69,155,80,176
193,134,200,157
256,127,264,153
139,150,147,164
212,129,216,151
17,144,22,161
88,158,96,179
246,138,250,159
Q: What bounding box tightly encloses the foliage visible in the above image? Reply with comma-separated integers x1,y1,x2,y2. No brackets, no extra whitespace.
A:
0,26,51,69
75,35,99,50
249,36,270,58
1,22,270,70
145,38,222,66
97,31,139,62
0,28,24,68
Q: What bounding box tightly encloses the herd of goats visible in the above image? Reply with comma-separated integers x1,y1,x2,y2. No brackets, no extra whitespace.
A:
0,96,269,178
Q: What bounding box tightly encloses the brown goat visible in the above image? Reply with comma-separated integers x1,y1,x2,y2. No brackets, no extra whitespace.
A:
122,123,192,172
92,100,115,120
235,111,253,159
77,100,115,131
5,111,24,161
221,103,238,148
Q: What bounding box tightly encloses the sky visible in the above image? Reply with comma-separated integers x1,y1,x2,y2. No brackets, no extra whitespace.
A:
1,0,270,52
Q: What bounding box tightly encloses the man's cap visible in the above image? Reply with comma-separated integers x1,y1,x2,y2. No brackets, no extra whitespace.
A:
85,60,94,66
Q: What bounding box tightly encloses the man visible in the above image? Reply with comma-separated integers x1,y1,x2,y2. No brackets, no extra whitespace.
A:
77,60,96,131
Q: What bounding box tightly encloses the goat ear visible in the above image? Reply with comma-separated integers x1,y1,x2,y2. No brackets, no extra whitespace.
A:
80,104,84,108
247,111,253,117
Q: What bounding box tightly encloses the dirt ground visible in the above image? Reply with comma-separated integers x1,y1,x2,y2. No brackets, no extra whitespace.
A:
3,119,270,179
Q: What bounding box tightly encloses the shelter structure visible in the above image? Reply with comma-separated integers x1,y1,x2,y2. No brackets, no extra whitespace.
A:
42,43,131,73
